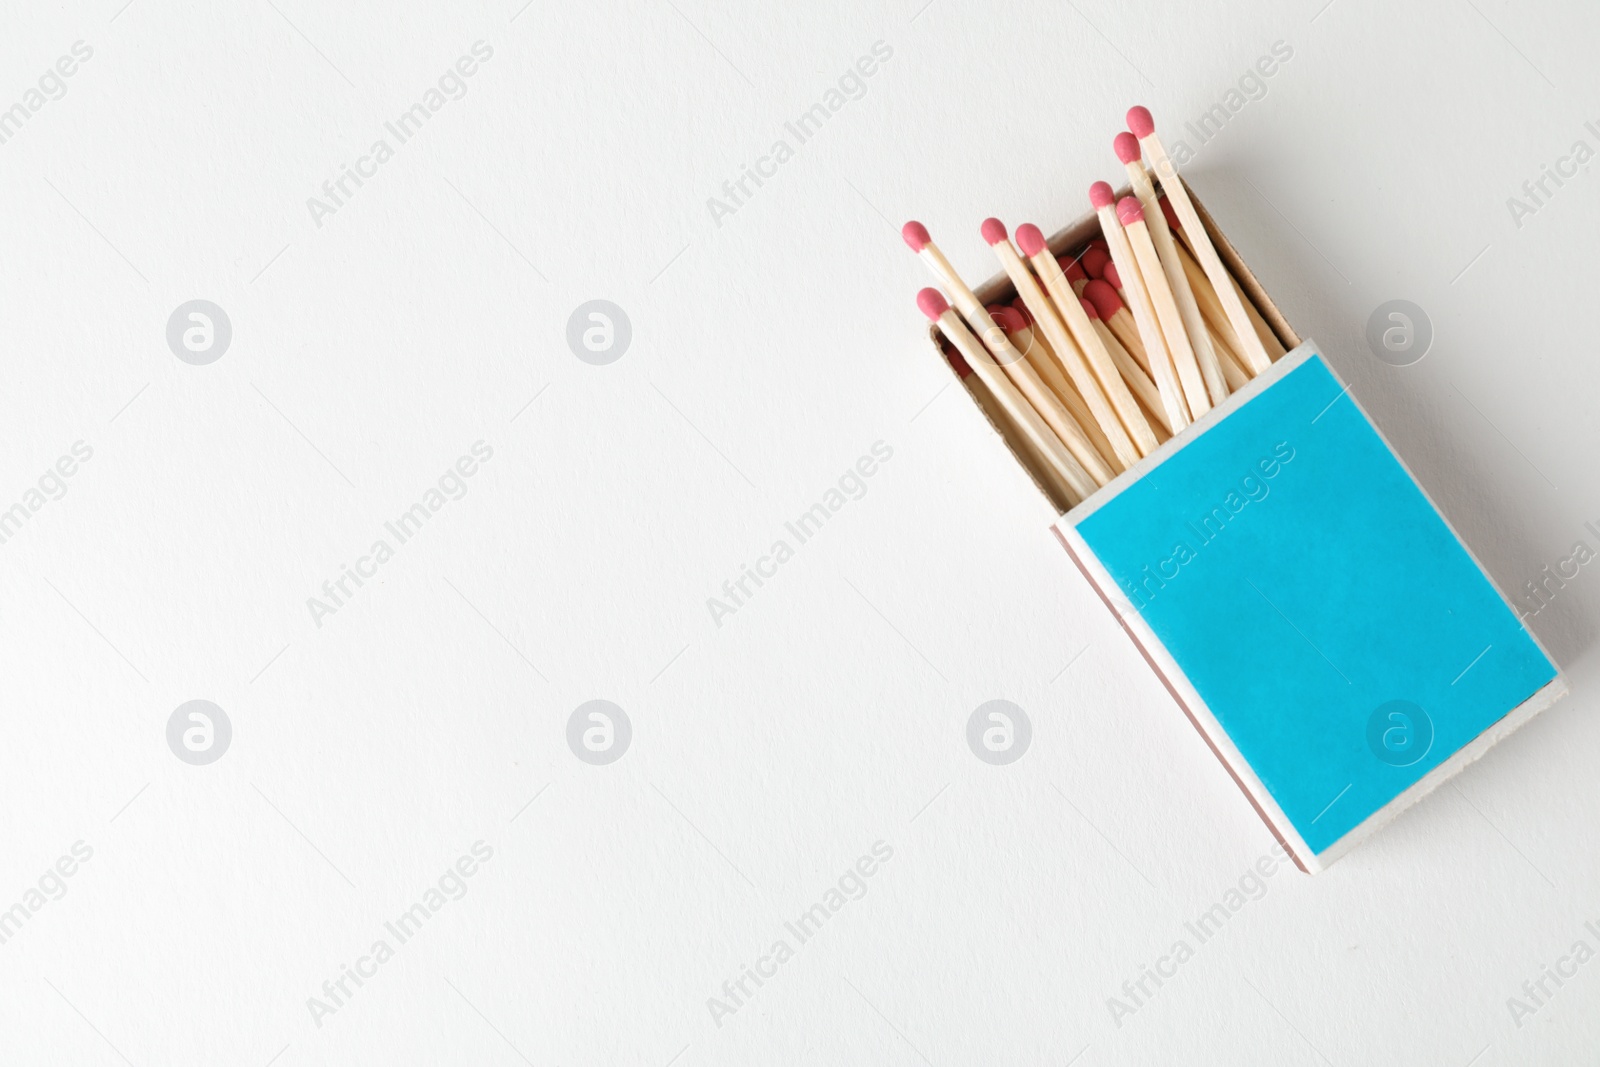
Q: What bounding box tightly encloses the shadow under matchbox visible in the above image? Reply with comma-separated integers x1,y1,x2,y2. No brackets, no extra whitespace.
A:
1055,344,1566,872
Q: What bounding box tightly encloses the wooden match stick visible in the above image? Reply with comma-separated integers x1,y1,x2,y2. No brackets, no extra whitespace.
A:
1076,293,1173,437
919,289,1097,502
979,218,1145,469
902,221,993,325
1013,221,1160,459
1128,106,1272,374
994,304,1119,468
1117,196,1213,418
1090,183,1189,433
1159,199,1287,363
1163,237,1232,343
1166,248,1254,383
1115,132,1227,407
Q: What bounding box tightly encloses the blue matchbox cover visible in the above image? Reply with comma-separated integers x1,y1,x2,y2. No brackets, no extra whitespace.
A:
1056,344,1563,870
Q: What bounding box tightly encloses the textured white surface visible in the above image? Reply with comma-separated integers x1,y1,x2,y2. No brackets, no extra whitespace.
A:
2,0,1599,1063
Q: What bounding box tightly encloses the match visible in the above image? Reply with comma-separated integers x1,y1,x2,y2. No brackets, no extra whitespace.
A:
902,221,993,326
1089,183,1190,432
1127,106,1272,374
1115,132,1228,406
1117,196,1213,418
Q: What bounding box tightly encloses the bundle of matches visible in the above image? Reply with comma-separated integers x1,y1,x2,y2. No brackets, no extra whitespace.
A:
905,105,1285,510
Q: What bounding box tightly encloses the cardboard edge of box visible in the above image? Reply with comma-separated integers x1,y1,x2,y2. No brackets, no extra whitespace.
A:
1052,518,1314,870
923,179,1568,872
1307,676,1567,872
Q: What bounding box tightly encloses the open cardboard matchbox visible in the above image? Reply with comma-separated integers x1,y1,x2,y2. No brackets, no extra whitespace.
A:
931,182,1567,873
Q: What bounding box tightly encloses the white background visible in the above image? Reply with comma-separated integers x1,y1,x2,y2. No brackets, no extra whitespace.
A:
2,0,1599,1063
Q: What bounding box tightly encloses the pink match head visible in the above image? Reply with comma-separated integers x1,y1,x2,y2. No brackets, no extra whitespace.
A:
1080,297,1100,321
1117,196,1145,225
987,305,1026,333
1089,181,1115,209
901,220,930,252
916,288,949,321
1104,261,1124,290
980,217,1008,246
1127,106,1155,138
1084,279,1123,320
1159,195,1181,231
1015,223,1047,257
1062,257,1088,284
1081,247,1111,279
1113,132,1141,164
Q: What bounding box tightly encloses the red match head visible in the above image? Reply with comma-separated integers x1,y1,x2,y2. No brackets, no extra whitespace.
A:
1061,257,1087,284
1127,106,1155,138
1009,298,1033,325
1081,247,1111,279
1080,297,1100,321
980,217,1008,246
987,304,1026,333
1159,195,1181,231
1084,279,1123,320
1113,131,1142,164
1117,197,1145,225
916,288,949,321
1089,237,1109,251
1015,223,1047,257
946,349,973,379
902,220,930,252
1089,181,1115,209
1104,261,1124,290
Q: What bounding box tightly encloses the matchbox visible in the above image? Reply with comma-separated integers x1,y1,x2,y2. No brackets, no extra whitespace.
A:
931,185,1567,873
